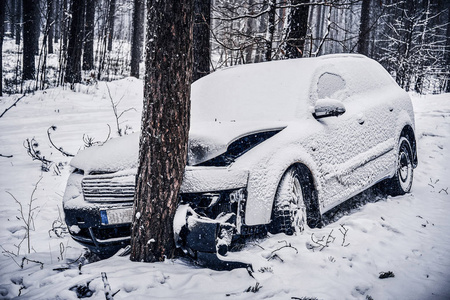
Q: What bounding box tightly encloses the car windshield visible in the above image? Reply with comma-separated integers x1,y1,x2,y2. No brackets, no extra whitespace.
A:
190,59,315,123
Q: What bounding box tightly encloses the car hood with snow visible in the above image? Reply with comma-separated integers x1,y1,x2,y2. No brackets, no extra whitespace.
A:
70,121,289,173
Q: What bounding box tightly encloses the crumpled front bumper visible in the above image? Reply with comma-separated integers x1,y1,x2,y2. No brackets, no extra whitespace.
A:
174,198,252,270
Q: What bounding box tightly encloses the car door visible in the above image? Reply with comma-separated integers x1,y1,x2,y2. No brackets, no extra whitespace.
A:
306,60,394,211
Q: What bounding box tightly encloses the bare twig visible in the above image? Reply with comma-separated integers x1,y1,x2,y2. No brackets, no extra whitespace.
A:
268,240,298,260
102,272,114,300
23,138,53,172
21,257,44,269
47,126,74,157
0,94,26,118
339,224,350,247
439,188,448,194
0,245,21,268
6,177,42,254
0,154,13,158
105,83,136,136
310,230,335,251
83,124,111,148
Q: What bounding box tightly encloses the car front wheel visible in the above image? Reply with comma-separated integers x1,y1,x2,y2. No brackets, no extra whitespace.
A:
270,165,312,235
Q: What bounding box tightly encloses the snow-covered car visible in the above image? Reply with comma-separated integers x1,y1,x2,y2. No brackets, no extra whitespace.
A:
63,54,417,262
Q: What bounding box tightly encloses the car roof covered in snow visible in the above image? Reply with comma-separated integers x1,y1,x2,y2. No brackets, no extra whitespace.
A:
190,54,391,123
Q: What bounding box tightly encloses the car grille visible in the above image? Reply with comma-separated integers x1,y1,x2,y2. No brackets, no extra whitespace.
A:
82,173,136,202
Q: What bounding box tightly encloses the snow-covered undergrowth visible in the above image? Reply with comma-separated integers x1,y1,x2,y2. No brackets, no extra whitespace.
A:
0,79,449,299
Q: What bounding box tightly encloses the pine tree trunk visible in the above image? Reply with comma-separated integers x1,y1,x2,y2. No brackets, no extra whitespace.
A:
83,0,95,70
107,0,116,52
22,0,37,81
65,0,85,85
193,0,210,81
130,0,144,78
130,0,193,263
284,0,309,58
0,0,5,96
357,0,371,56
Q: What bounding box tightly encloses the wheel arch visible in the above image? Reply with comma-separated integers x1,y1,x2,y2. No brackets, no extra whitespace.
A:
267,162,322,229
400,125,418,168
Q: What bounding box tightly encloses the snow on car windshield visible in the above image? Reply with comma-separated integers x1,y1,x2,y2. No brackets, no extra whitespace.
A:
190,58,317,123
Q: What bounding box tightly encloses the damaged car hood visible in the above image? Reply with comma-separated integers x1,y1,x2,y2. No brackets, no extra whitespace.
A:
70,121,288,173
187,121,287,166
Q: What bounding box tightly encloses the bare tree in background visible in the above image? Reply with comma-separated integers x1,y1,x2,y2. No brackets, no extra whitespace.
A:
107,0,116,52
22,0,39,81
193,0,211,81
83,0,95,71
0,0,5,96
130,0,144,78
130,0,193,262
357,0,371,55
284,0,309,58
65,0,85,85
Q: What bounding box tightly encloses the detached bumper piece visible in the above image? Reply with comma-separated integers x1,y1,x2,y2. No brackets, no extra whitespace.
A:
174,188,252,270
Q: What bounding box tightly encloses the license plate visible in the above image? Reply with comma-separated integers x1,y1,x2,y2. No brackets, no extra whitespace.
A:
100,208,133,225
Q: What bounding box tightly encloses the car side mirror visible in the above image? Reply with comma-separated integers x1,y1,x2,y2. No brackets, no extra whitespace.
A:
313,99,346,119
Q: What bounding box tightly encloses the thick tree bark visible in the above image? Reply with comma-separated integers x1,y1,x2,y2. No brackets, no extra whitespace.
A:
0,0,5,96
284,0,309,58
65,0,85,85
107,0,116,52
130,0,144,78
357,0,371,56
22,0,38,81
83,0,95,70
130,0,193,263
193,0,210,81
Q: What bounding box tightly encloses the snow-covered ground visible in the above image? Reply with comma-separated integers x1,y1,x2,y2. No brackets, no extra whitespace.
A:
0,79,449,300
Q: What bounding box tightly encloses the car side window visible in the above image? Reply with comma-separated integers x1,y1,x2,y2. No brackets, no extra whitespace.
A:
316,72,346,100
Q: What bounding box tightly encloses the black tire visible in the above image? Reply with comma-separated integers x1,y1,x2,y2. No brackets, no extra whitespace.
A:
270,164,321,235
386,137,414,196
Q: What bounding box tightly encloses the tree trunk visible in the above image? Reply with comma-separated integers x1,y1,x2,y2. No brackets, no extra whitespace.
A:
284,0,309,58
83,0,95,70
130,0,144,78
130,0,193,263
445,1,450,93
357,0,371,56
47,0,54,54
53,0,59,43
193,0,210,81
8,0,15,39
22,0,38,81
107,0,116,52
65,0,85,85
265,0,276,61
0,0,5,96
15,0,21,45
244,0,255,63
32,1,40,55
